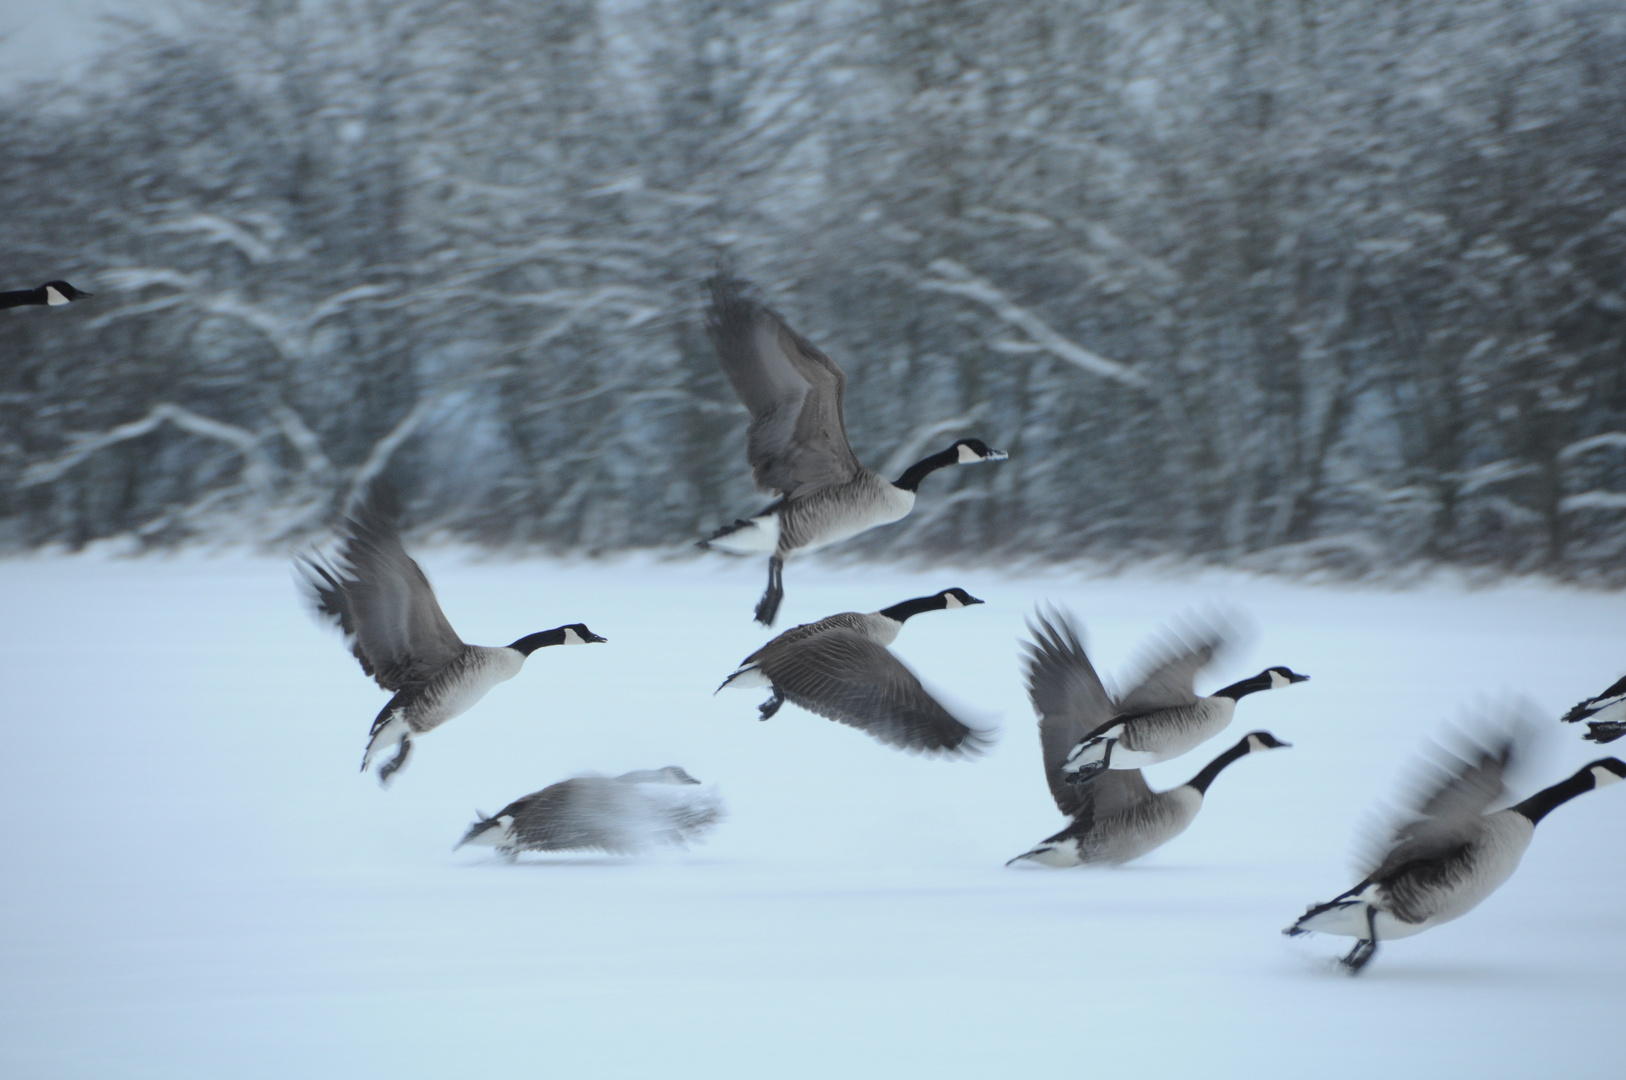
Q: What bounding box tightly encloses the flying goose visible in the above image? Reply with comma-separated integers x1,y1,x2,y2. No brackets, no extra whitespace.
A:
457,767,723,856
699,274,1007,625
1561,674,1626,744
1285,730,1626,973
1008,731,1291,867
300,482,606,785
0,280,91,309
716,587,994,754
1036,610,1307,783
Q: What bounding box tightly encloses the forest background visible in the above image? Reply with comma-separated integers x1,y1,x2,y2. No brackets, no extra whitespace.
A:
3,0,1624,583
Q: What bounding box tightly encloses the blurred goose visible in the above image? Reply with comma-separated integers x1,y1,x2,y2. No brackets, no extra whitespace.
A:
1053,612,1306,783
699,274,1007,625
0,280,91,309
716,587,994,754
457,767,723,856
300,482,606,785
1561,674,1626,744
1285,728,1626,973
1009,731,1290,867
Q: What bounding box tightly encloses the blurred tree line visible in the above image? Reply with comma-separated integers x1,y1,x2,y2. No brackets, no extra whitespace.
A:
2,0,1623,581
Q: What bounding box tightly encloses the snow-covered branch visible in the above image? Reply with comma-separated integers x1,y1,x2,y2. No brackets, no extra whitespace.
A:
918,259,1149,389
21,404,275,492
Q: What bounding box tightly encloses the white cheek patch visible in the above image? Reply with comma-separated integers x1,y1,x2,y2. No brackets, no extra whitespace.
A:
1247,735,1265,752
45,286,69,306
1269,670,1291,690
562,628,584,645
1592,765,1624,788
956,443,980,464
942,593,963,609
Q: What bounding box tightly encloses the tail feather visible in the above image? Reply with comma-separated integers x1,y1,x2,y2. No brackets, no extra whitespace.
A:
456,813,504,849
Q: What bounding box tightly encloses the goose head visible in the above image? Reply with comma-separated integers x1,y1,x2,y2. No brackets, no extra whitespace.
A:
1589,758,1626,788
42,280,91,305
952,438,1008,464
1215,666,1309,700
1243,730,1292,753
878,587,984,623
507,623,608,655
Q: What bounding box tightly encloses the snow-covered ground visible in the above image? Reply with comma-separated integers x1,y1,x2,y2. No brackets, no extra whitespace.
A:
2,552,1623,1079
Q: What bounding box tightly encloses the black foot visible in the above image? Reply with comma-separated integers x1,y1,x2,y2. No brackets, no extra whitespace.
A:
1340,938,1377,974
759,690,784,720
378,737,412,786
754,556,785,625
1586,721,1626,744
1064,760,1107,786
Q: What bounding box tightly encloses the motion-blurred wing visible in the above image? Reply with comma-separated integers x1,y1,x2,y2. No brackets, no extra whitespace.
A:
706,274,861,498
764,628,990,754
1116,619,1233,713
1068,769,1154,836
1357,730,1517,880
1023,608,1118,816
300,480,464,692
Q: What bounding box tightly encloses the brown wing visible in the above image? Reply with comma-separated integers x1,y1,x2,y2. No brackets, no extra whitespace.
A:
760,627,989,754
706,274,862,498
1023,608,1118,816
299,480,464,692
1116,618,1234,714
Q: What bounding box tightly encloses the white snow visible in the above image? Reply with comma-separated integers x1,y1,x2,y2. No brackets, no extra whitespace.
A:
2,553,1624,1079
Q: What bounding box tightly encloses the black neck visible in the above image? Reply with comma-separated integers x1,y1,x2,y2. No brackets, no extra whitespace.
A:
1186,738,1252,795
0,288,44,309
507,627,570,656
1214,672,1271,701
878,595,946,623
1511,767,1597,825
893,447,961,493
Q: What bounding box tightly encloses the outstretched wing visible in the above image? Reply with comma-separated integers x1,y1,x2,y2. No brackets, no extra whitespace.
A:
763,628,990,754
1067,769,1155,836
1115,618,1233,714
299,480,464,692
1023,608,1118,816
706,274,861,498
1357,729,1519,882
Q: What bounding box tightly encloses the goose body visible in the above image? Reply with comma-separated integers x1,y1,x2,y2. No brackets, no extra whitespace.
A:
1286,730,1626,973
700,275,1006,624
1051,616,1306,781
300,482,606,785
1561,674,1626,744
1010,732,1290,868
457,767,723,856
0,280,91,309
716,587,993,754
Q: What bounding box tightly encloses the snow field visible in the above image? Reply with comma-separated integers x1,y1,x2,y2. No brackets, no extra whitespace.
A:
1,552,1623,1078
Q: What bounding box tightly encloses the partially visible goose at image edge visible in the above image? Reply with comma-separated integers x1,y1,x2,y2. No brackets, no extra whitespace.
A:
298,479,606,786
698,273,1007,625
0,280,91,309
1561,673,1626,744
1286,723,1626,973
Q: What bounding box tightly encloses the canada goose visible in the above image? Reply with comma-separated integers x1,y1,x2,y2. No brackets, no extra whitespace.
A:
1008,731,1291,867
457,767,723,856
0,280,91,309
1285,731,1626,973
299,482,606,785
1035,610,1306,783
715,587,994,754
699,275,1007,625
1561,674,1626,744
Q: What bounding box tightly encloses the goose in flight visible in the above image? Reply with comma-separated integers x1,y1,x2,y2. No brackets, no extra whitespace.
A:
716,587,994,755
300,482,606,785
699,274,1007,625
0,280,91,309
1561,674,1626,744
457,767,723,856
1008,731,1291,867
1050,613,1306,783
1011,609,1289,866
1286,727,1625,973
